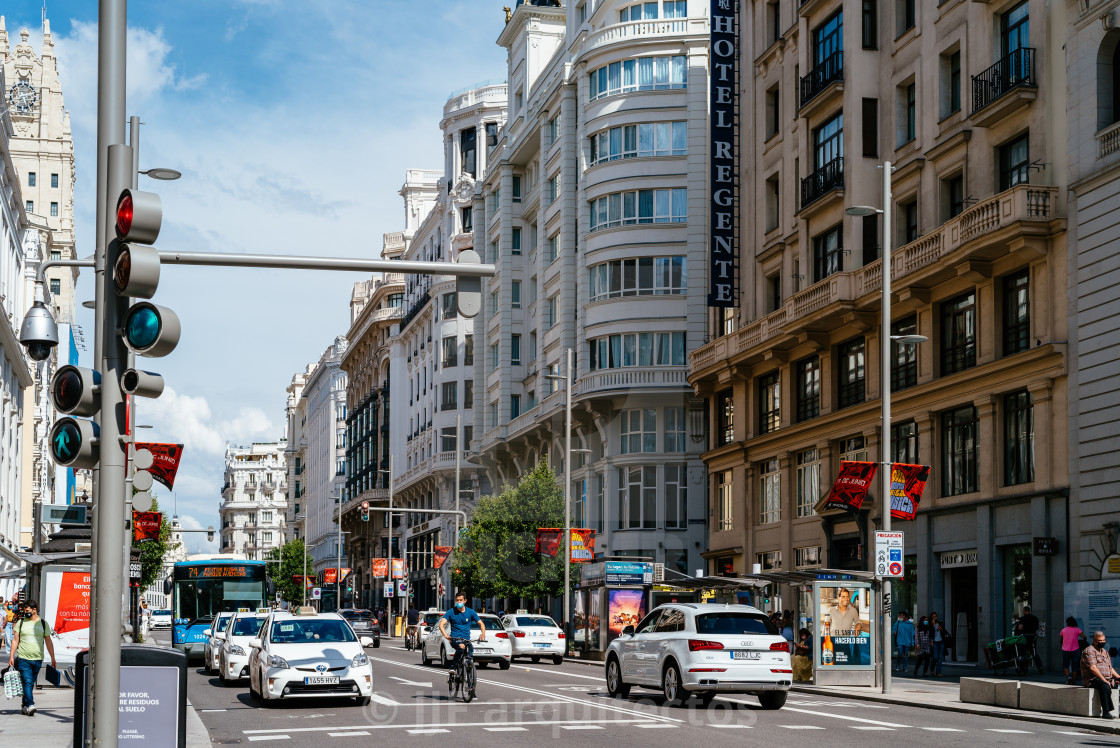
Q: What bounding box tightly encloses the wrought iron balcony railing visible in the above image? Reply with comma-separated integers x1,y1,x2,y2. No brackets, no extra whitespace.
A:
799,50,843,108
800,157,844,209
972,48,1036,114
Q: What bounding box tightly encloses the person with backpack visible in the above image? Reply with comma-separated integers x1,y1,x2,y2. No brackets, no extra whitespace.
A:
7,600,57,715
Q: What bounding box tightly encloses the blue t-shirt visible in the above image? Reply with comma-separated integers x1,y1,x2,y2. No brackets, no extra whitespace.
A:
442,607,480,639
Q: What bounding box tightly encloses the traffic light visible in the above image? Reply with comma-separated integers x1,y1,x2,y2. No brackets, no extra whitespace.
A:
455,249,481,317
361,501,370,522
114,189,180,358
48,365,101,469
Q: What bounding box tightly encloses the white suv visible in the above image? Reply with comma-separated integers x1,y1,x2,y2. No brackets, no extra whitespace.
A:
604,603,791,709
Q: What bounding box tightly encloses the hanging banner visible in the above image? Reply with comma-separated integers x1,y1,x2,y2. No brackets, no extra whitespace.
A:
322,568,352,585
391,559,407,579
132,511,162,542
291,575,314,589
433,546,452,569
822,461,879,513
889,463,930,521
134,443,185,490
708,0,739,307
535,528,597,562
370,558,388,578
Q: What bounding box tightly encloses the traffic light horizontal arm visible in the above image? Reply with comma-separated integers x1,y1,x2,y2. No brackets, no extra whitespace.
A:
337,505,468,526
156,251,497,278
36,257,96,285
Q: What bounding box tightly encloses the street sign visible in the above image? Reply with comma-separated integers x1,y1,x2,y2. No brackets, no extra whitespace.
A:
129,562,142,581
275,592,281,602
311,587,321,600
398,581,408,595
43,503,88,526
383,581,394,598
875,531,904,578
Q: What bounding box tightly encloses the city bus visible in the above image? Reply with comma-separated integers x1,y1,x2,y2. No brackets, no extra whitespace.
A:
166,558,272,659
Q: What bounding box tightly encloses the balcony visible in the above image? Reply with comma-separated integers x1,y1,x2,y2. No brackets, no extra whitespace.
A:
799,51,843,110
221,483,234,499
261,481,276,495
582,17,700,57
800,157,844,210
971,48,1037,127
574,367,689,399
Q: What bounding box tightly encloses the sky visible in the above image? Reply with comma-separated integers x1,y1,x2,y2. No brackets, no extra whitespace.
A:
7,1,509,551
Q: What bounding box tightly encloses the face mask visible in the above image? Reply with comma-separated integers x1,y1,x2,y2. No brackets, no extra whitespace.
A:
455,602,465,611
1096,641,1107,650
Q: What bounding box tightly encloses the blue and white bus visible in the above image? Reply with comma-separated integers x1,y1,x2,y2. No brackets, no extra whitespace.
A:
167,558,271,659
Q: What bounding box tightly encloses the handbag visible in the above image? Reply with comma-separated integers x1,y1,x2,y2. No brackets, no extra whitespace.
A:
3,667,22,699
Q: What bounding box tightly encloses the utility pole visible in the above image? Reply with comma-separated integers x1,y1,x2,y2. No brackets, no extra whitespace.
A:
563,347,572,635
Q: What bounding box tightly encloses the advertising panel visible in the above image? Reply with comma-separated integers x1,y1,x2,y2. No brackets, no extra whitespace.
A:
708,0,740,307
371,558,388,578
823,461,878,512
134,442,185,490
41,565,91,667
433,546,452,569
535,528,597,562
391,559,407,579
606,588,647,644
605,561,653,586
1065,580,1120,670
588,589,602,650
132,511,162,542
889,463,930,521
815,582,874,669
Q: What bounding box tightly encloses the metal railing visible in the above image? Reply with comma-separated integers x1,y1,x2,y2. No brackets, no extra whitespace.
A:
800,157,844,209
799,50,843,108
972,48,1036,114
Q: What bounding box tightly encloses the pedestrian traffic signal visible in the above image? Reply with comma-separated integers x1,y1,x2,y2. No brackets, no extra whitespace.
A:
361,501,370,522
49,417,99,468
50,365,100,416
455,249,481,317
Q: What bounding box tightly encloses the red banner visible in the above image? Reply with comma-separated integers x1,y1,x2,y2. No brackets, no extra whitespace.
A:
535,528,597,562
322,568,352,585
291,575,314,589
433,546,452,569
370,559,388,578
823,461,879,513
132,511,162,542
135,442,185,490
889,463,930,521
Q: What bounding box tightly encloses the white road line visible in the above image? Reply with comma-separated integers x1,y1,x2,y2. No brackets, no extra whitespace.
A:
407,728,450,734
921,727,964,732
780,725,825,729
850,726,894,730
781,706,910,728
987,729,1033,734
514,665,604,681
560,725,604,730
485,727,529,732
328,732,370,737
199,709,228,712
244,719,651,735
711,725,752,729
636,724,678,729
1054,731,1098,736
368,692,400,706
247,737,289,742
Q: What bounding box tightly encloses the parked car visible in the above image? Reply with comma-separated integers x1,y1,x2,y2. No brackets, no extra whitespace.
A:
603,603,792,709
501,613,565,664
338,609,381,647
420,613,511,669
150,609,172,629
203,612,235,675
219,611,269,684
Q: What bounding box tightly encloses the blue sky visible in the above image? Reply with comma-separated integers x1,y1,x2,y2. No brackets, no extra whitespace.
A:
8,1,508,550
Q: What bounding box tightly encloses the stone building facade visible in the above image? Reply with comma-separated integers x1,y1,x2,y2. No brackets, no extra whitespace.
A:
218,440,288,561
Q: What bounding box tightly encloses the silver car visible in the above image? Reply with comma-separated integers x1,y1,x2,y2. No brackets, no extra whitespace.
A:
604,603,791,709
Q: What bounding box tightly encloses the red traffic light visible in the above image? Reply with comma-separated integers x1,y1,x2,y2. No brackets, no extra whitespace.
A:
361,502,369,510
114,189,162,244
116,192,133,238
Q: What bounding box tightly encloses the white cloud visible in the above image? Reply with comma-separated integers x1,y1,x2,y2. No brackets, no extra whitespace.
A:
142,386,275,457
178,514,219,554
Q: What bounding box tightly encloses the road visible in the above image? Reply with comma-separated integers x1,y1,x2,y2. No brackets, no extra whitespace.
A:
147,632,1113,746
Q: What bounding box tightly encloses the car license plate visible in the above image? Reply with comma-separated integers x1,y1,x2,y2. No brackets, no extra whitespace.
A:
533,643,550,648
475,647,492,653
731,651,761,660
303,676,340,685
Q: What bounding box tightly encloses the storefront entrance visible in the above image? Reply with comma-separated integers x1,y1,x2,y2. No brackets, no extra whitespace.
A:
948,566,978,662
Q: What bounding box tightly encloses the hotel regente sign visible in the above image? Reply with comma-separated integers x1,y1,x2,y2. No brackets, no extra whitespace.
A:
708,0,738,307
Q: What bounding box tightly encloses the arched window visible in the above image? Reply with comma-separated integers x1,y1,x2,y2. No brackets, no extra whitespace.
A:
1097,31,1120,130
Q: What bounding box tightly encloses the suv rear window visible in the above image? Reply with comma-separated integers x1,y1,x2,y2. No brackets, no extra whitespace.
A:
340,610,371,620
476,616,504,630
423,613,442,626
695,613,777,636
515,617,556,627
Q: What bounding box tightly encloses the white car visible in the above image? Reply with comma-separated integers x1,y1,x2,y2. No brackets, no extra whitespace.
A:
219,612,268,684
203,612,234,675
501,614,565,664
419,611,443,640
420,613,512,670
150,609,172,628
248,609,375,705
604,603,792,709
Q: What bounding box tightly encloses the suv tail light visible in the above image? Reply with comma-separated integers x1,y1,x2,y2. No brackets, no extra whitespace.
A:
688,639,724,651
512,631,526,638
557,632,565,639
495,632,509,639
770,641,791,653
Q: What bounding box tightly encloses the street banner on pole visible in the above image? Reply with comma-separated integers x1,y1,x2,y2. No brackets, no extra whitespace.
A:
391,559,407,579
132,511,162,542
134,442,184,490
535,528,596,562
888,463,930,521
822,461,879,512
433,547,452,569
371,559,388,578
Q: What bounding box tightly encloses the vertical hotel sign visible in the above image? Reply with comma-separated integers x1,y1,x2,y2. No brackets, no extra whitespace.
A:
709,0,738,307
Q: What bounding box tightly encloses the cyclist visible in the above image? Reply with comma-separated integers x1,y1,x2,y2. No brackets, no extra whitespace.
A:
438,592,486,675
405,603,420,649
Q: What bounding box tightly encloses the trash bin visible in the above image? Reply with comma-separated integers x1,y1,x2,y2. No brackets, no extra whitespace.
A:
394,615,404,637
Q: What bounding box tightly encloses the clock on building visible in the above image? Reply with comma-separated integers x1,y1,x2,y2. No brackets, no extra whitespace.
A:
8,80,38,114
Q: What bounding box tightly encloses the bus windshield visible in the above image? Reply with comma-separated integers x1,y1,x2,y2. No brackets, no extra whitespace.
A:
172,563,267,623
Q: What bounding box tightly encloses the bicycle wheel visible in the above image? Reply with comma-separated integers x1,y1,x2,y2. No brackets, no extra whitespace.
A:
448,667,458,700
463,661,476,703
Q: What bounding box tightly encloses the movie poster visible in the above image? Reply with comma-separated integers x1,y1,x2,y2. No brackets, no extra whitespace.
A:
606,588,646,644
588,589,602,650
42,568,91,666
816,582,874,669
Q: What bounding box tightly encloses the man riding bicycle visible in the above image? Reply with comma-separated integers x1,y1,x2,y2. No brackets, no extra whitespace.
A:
405,603,420,648
438,592,486,673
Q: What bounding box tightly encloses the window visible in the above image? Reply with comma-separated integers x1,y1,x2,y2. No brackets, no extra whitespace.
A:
337,432,346,448
50,202,58,217
464,380,474,409
441,382,457,411
941,291,976,375
1001,1,1029,59
50,250,61,260
841,434,868,464
758,372,780,434
767,1,781,43
713,471,736,532
440,293,457,320
548,114,560,146
528,331,537,362
589,121,687,164
813,112,843,169
335,459,346,476
512,175,522,202
766,273,782,313
862,214,879,265
901,198,918,243
588,56,687,101
998,132,1030,191
588,188,687,231
489,343,499,371
862,98,878,157
548,174,559,204
460,127,477,177
861,0,877,49
621,408,657,454
589,332,686,369
837,338,866,408
942,405,979,495
796,448,820,518
620,2,658,22
897,0,915,36
511,394,521,419
489,291,499,317
617,466,657,529
664,406,686,452
943,173,964,220
1098,36,1120,129
891,316,919,391
51,173,58,188
547,296,559,328
765,175,780,232
489,401,499,429
812,224,842,282
25,201,33,213
1004,390,1034,486
512,280,522,308
262,511,273,523
796,546,823,569
757,550,782,571
588,256,686,300
665,464,687,529
663,0,686,18
512,227,522,255
387,293,404,308
442,336,457,367
814,11,843,66
461,206,473,232
464,335,474,366
765,87,780,139
759,458,781,524
440,427,457,452
28,172,35,187
1002,269,1030,356
547,234,559,263
942,49,961,118
795,357,821,422
891,421,918,464
49,278,61,296
511,334,521,365
717,390,734,446
898,81,916,145
336,404,346,421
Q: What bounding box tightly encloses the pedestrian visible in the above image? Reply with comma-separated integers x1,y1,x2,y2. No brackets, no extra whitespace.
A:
2,598,14,653
793,627,813,682
1016,604,1042,670
914,616,932,676
1082,630,1120,719
1060,616,1088,685
929,612,949,676
7,600,57,716
894,611,916,674
139,600,150,640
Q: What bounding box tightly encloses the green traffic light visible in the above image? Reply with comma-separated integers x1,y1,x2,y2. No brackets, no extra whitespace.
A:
52,420,81,461
125,305,161,349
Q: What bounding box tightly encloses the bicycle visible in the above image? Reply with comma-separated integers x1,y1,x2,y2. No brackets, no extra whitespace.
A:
447,636,483,703
404,625,419,651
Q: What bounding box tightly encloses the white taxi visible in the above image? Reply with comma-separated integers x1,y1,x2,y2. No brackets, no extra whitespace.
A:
420,612,511,670
248,608,375,705
203,612,234,675
501,613,566,664
219,611,268,684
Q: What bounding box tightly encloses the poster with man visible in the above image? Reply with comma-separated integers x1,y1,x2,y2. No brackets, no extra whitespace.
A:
817,583,874,668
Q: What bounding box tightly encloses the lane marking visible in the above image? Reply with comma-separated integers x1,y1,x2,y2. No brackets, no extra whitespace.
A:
780,725,825,729
388,676,432,688
485,727,529,732
407,728,450,734
850,726,894,730
560,725,604,730
987,729,1033,734
921,727,964,732
781,706,910,728
514,665,604,681
328,732,370,737
1053,731,1099,736
637,724,678,729
199,709,228,712
712,725,753,729
369,692,400,706
247,737,289,742
244,718,654,735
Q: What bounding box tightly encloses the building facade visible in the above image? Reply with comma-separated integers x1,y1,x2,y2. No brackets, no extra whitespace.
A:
689,0,1069,666
284,366,312,543
473,0,711,575
218,440,288,561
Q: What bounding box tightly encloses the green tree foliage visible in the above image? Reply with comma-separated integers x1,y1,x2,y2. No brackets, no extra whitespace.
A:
451,462,579,600
135,497,178,591
264,539,314,605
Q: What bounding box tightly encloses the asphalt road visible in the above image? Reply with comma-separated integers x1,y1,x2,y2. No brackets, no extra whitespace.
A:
149,632,1116,746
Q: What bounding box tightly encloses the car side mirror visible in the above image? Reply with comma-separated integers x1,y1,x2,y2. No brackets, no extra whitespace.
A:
249,638,263,649
215,632,226,640
360,636,373,648
622,625,635,637
204,629,212,636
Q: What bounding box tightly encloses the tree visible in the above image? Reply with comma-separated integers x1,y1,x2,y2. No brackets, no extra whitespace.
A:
264,539,314,605
451,462,579,600
134,497,177,592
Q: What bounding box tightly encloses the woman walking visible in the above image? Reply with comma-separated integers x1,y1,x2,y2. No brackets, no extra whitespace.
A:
930,612,949,676
1060,616,1087,684
914,616,932,676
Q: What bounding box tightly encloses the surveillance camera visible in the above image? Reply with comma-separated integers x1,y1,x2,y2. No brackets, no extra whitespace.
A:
19,301,59,362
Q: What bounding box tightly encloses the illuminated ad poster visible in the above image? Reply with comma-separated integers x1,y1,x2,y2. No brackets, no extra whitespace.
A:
607,588,647,644
588,589,602,650
42,568,91,666
815,582,874,669
370,559,388,578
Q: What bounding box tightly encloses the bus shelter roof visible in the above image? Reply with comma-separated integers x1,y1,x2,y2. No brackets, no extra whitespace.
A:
661,568,877,591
